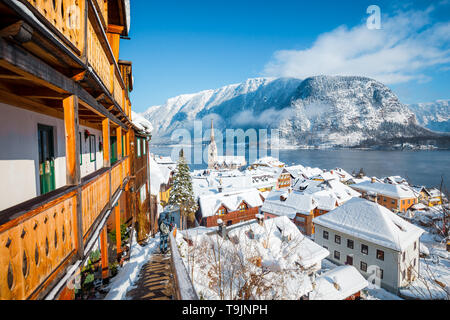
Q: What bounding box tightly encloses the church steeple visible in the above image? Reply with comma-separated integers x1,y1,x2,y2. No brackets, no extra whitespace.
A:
210,119,215,142
208,118,218,169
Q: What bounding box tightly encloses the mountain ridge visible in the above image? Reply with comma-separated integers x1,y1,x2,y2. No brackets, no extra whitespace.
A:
142,76,445,147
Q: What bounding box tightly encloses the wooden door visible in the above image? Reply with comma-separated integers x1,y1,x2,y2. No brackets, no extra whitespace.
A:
110,136,117,164
38,124,56,195
346,255,353,266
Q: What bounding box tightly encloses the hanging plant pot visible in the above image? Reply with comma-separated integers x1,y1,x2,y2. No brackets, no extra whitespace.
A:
84,129,91,141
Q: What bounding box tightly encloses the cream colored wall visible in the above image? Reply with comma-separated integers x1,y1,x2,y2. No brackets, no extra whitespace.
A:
0,103,105,211
79,125,104,178
0,102,66,211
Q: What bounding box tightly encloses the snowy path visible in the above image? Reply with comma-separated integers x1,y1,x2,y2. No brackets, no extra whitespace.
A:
126,253,175,300
104,233,161,300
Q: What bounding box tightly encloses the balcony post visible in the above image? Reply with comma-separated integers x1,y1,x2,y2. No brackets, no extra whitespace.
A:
63,95,84,257
115,201,122,257
102,118,111,168
100,225,109,279
117,126,122,161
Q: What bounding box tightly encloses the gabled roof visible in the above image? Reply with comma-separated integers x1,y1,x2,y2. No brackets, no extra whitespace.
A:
198,188,263,218
351,181,417,199
313,198,424,251
310,266,368,300
261,191,317,219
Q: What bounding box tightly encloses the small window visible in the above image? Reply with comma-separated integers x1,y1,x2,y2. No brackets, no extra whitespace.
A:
137,138,141,157
377,249,385,261
414,242,417,250
323,231,329,240
361,244,368,255
89,135,96,162
383,198,387,202
391,200,395,204
360,261,367,272
402,252,406,262
413,258,416,267
334,251,340,260
218,208,226,216
335,235,341,244
347,239,354,249
142,139,146,155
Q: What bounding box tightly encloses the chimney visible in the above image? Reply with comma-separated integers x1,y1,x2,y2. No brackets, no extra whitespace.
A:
256,213,265,226
217,219,227,238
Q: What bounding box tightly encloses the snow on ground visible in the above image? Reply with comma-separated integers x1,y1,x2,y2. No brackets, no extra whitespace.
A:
104,232,160,300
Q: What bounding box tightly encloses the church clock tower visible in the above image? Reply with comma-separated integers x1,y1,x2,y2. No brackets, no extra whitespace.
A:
208,119,218,169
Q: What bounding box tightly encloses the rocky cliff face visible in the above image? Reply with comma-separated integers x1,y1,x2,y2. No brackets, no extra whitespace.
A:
408,100,450,133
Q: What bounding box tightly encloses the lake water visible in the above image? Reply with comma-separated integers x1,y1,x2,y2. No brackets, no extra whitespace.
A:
150,145,450,190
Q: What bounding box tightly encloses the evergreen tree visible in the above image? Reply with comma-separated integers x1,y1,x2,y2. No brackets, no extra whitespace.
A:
168,149,198,229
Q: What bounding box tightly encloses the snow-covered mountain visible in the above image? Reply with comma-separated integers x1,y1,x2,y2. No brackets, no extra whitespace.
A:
142,76,439,147
408,100,450,133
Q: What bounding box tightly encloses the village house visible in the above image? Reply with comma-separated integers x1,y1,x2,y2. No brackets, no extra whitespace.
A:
251,156,285,169
0,0,154,300
307,265,369,300
351,180,418,212
313,198,424,294
261,190,318,235
197,188,264,227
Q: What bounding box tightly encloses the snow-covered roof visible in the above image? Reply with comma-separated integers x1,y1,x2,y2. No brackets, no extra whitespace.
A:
261,191,317,219
198,188,263,218
226,216,330,270
313,198,424,251
252,157,285,168
131,111,153,135
310,266,368,300
216,156,246,165
351,181,417,199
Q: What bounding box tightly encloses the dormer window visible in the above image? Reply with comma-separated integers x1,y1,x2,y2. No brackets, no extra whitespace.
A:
217,208,226,216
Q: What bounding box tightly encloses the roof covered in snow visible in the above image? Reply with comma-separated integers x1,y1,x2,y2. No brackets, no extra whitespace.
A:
313,198,424,251
351,181,417,199
310,266,368,300
198,188,263,218
131,111,153,135
261,191,317,219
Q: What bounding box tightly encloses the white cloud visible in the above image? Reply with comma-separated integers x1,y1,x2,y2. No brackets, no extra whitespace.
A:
263,7,450,85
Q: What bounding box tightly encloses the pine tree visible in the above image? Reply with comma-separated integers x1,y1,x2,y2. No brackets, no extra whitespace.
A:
168,149,198,229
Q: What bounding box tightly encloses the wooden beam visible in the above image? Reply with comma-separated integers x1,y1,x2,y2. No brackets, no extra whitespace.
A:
63,95,81,186
100,226,109,279
102,118,111,168
117,126,122,161
0,37,127,130
115,203,122,256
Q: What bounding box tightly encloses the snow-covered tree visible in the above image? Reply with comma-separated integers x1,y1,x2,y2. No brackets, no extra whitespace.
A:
168,149,198,229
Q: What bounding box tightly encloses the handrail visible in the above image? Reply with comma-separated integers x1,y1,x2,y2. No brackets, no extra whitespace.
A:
0,158,130,299
169,231,199,300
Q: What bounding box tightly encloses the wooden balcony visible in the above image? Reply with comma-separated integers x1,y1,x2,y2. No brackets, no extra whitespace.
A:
87,19,112,93
0,157,130,300
25,0,85,54
113,72,124,111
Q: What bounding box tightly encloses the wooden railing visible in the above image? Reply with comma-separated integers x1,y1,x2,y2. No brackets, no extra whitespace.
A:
87,20,112,92
0,157,131,300
81,170,110,239
93,0,108,26
113,74,123,111
0,191,78,300
111,161,122,194
26,0,85,53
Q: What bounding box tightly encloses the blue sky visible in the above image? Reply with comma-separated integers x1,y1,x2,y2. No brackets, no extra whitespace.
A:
120,0,450,112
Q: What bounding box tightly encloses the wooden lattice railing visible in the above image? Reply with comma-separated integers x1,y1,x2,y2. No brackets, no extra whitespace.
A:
113,73,123,111
26,0,85,53
0,191,78,300
87,19,112,92
81,170,110,239
0,157,130,300
93,0,108,26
